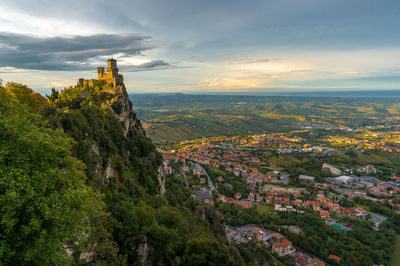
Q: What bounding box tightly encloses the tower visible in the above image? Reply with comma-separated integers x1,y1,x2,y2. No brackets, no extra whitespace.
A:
97,66,105,79
107,59,118,77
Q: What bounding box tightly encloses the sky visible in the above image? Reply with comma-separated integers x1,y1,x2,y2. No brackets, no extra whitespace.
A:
0,0,400,94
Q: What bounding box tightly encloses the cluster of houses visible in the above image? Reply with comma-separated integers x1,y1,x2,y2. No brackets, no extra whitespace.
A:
161,135,399,237
163,165,174,175
217,193,254,209
226,225,330,265
160,135,399,264
245,170,289,188
325,136,361,145
219,196,254,209
269,191,367,220
162,140,262,170
241,134,334,155
326,173,400,199
218,184,306,209
217,173,378,227
162,159,174,175
217,182,370,223
161,133,336,178
188,164,392,225
163,145,292,192
226,225,295,256
326,132,400,152
316,191,367,218
165,148,398,228
299,168,400,210
191,167,207,184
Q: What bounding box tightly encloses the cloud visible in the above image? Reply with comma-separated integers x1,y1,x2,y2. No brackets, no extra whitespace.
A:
235,59,270,64
199,77,259,90
122,60,172,72
0,66,31,73
0,32,173,71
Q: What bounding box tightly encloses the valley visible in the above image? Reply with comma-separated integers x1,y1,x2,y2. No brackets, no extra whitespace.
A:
133,93,400,265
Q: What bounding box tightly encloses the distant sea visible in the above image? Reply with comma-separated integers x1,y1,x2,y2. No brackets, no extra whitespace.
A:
260,90,400,98
130,90,400,98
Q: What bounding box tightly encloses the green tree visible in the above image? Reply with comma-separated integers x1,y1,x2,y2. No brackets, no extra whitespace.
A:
182,237,231,265
0,86,114,265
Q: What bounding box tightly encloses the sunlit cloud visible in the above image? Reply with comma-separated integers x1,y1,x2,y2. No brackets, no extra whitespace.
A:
191,47,400,91
199,77,259,91
1,0,400,92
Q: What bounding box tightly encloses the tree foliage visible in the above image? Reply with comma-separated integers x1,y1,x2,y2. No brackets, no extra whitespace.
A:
0,84,118,265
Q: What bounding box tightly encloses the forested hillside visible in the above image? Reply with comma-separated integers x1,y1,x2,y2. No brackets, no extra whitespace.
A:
0,82,242,265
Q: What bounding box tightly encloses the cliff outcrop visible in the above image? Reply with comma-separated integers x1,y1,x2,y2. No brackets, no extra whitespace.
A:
53,59,162,194
2,67,242,266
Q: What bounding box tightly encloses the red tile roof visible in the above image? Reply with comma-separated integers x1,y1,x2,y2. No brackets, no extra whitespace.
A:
273,239,292,249
320,210,330,218
328,254,342,263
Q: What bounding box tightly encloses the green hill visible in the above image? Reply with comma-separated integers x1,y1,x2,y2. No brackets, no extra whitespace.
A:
0,81,242,265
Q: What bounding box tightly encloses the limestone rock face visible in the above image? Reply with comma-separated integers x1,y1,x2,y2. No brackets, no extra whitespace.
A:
107,84,164,190
134,234,151,266
158,165,166,196
89,143,115,184
90,143,103,177
107,85,145,137
84,84,162,192
104,159,114,180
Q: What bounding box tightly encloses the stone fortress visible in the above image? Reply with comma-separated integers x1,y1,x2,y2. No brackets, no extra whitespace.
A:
78,59,124,88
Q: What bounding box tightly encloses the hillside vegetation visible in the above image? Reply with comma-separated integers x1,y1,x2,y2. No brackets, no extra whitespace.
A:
0,82,243,265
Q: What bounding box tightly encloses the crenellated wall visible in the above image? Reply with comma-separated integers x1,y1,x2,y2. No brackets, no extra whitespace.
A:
78,59,124,88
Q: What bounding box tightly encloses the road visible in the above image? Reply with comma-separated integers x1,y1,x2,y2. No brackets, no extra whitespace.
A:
182,171,189,188
194,163,216,191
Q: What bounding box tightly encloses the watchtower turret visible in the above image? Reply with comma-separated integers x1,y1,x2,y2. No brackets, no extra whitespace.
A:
107,59,118,74
97,66,105,79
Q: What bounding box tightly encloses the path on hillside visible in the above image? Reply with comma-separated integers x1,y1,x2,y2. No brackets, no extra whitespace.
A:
182,171,189,188
194,163,216,191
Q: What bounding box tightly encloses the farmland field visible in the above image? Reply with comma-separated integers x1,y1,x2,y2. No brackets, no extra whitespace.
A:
130,93,400,144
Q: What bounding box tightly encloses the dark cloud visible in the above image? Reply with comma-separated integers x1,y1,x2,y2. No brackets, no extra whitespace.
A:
122,60,171,71
0,32,173,71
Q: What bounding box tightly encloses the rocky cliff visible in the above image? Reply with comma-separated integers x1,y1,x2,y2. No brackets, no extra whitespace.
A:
75,84,165,194
107,85,145,137
46,79,165,263
2,79,242,265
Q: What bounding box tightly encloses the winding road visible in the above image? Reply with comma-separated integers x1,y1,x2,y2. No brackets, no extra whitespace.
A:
194,163,216,191
182,170,189,188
